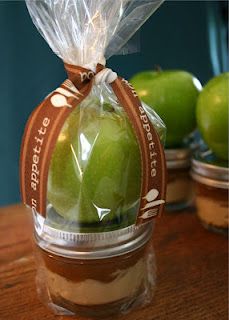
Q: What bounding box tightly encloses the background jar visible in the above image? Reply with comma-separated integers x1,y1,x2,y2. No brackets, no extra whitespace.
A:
165,149,194,211
191,151,228,235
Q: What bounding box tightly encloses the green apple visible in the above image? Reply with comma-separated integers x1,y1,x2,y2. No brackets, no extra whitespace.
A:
47,100,165,232
48,103,141,230
196,73,229,160
48,98,165,232
48,101,140,231
130,70,202,148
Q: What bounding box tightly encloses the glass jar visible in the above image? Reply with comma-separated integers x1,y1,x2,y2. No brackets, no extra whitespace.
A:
30,89,165,317
191,151,228,235
165,149,194,211
34,222,155,317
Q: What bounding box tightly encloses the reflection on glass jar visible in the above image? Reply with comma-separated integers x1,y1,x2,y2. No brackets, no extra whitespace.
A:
165,149,194,211
191,150,229,235
34,223,156,317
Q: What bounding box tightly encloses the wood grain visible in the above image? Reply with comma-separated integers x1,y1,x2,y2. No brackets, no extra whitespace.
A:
0,204,228,320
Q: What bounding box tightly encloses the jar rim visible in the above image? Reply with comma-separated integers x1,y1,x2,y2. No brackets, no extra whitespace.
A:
190,171,228,189
34,221,153,260
165,148,191,169
191,150,229,189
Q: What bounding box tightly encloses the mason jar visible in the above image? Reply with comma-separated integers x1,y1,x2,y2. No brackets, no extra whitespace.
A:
28,88,166,317
165,149,194,211
33,221,156,317
191,151,228,235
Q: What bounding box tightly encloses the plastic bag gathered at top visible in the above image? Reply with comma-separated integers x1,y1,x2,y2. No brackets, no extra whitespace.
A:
23,0,166,317
26,0,163,68
25,0,166,234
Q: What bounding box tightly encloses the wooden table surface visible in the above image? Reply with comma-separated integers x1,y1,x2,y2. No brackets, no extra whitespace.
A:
0,204,228,320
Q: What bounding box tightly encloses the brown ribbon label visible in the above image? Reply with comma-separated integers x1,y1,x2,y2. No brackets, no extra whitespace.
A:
20,64,166,225
112,79,166,224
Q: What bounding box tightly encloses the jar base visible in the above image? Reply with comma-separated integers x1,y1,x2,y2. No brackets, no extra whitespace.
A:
50,289,145,318
200,220,228,236
166,200,193,212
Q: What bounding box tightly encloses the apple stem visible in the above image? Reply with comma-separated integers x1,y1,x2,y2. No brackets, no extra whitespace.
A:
154,65,162,72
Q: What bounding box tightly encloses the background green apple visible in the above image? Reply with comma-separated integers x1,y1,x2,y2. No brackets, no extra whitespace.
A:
196,73,229,160
130,70,202,148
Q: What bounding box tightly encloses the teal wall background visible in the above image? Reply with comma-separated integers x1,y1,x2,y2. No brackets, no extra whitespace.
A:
0,1,228,206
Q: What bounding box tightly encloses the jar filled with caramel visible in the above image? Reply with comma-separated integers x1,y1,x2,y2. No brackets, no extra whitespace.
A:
165,149,194,211
34,222,155,317
191,151,228,235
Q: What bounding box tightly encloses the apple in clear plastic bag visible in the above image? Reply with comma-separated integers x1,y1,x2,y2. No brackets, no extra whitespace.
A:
47,97,165,231
48,100,142,230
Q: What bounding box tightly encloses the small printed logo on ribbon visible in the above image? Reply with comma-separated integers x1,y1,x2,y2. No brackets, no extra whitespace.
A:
139,188,165,220
51,80,84,108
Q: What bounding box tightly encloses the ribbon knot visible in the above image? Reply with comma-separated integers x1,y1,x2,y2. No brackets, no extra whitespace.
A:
94,68,117,85
64,62,117,88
